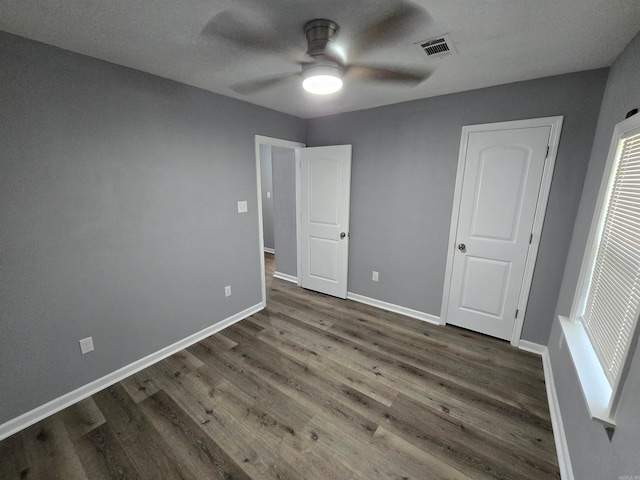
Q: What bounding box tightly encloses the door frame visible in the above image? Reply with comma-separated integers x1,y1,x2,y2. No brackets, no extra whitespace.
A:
439,116,564,345
255,135,306,307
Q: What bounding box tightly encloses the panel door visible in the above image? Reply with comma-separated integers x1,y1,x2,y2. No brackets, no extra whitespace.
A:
446,126,551,340
300,145,352,298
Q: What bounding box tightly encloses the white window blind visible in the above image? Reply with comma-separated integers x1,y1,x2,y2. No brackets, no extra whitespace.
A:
582,126,640,385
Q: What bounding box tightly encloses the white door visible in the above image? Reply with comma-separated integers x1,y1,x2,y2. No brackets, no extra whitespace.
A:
446,125,551,340
300,145,352,298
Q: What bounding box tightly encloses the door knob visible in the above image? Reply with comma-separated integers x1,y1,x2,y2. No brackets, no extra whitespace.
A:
458,243,466,252
340,232,347,239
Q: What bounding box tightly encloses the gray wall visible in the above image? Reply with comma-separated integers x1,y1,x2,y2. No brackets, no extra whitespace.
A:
272,146,298,277
0,31,304,424
306,69,608,344
259,144,275,250
548,31,640,479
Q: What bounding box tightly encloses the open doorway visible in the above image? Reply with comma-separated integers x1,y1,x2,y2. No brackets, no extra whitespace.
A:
255,135,305,305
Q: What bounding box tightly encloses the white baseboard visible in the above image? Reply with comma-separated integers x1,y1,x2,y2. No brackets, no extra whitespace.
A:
346,292,440,325
517,340,547,356
518,341,574,480
273,271,298,284
0,302,264,442
542,347,575,480
264,247,275,254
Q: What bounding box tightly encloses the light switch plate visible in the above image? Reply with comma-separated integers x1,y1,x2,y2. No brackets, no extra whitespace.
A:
267,191,271,198
79,337,94,355
237,201,248,213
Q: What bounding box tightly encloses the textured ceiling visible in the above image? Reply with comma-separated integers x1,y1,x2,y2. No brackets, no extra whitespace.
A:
1,0,639,118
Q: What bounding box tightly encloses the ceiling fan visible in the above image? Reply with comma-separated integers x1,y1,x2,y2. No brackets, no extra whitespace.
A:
202,1,430,95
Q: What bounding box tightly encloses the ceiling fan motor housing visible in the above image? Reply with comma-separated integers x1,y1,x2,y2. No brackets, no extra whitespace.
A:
304,19,339,57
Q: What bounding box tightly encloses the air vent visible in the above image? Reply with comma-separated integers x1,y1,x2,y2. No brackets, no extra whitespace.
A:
414,33,457,59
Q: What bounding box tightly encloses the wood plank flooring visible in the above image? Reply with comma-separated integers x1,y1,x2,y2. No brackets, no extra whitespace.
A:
0,253,559,479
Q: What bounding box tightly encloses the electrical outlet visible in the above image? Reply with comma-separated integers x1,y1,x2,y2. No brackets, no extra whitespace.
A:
237,201,248,213
79,337,94,355
225,285,232,297
372,271,379,282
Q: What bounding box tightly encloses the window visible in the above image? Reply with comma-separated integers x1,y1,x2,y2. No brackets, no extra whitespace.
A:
561,113,640,427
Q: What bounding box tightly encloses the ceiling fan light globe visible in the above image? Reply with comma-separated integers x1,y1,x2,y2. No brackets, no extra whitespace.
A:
302,74,343,94
301,61,344,95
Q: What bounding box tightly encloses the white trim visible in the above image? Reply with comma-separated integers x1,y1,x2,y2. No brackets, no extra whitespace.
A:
0,302,264,442
517,341,574,480
273,271,298,283
512,116,564,345
254,135,306,150
254,135,306,304
347,292,440,325
517,339,547,356
559,316,615,427
543,346,575,480
295,149,302,286
255,140,267,306
263,247,275,254
440,116,564,345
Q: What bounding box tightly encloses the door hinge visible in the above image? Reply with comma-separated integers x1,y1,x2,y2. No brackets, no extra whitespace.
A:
529,233,533,244
515,309,519,319
546,145,550,158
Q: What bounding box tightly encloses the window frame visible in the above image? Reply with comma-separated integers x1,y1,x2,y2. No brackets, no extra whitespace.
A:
561,113,640,428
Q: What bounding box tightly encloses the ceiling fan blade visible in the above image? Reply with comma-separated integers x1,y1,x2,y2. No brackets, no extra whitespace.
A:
201,10,283,52
345,65,429,84
350,1,428,58
230,73,300,95
201,9,309,63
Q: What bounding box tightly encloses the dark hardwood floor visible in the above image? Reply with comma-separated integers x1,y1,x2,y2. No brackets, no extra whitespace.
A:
0,252,559,479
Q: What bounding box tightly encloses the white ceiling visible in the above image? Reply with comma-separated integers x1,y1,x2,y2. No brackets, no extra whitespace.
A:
1,0,639,119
